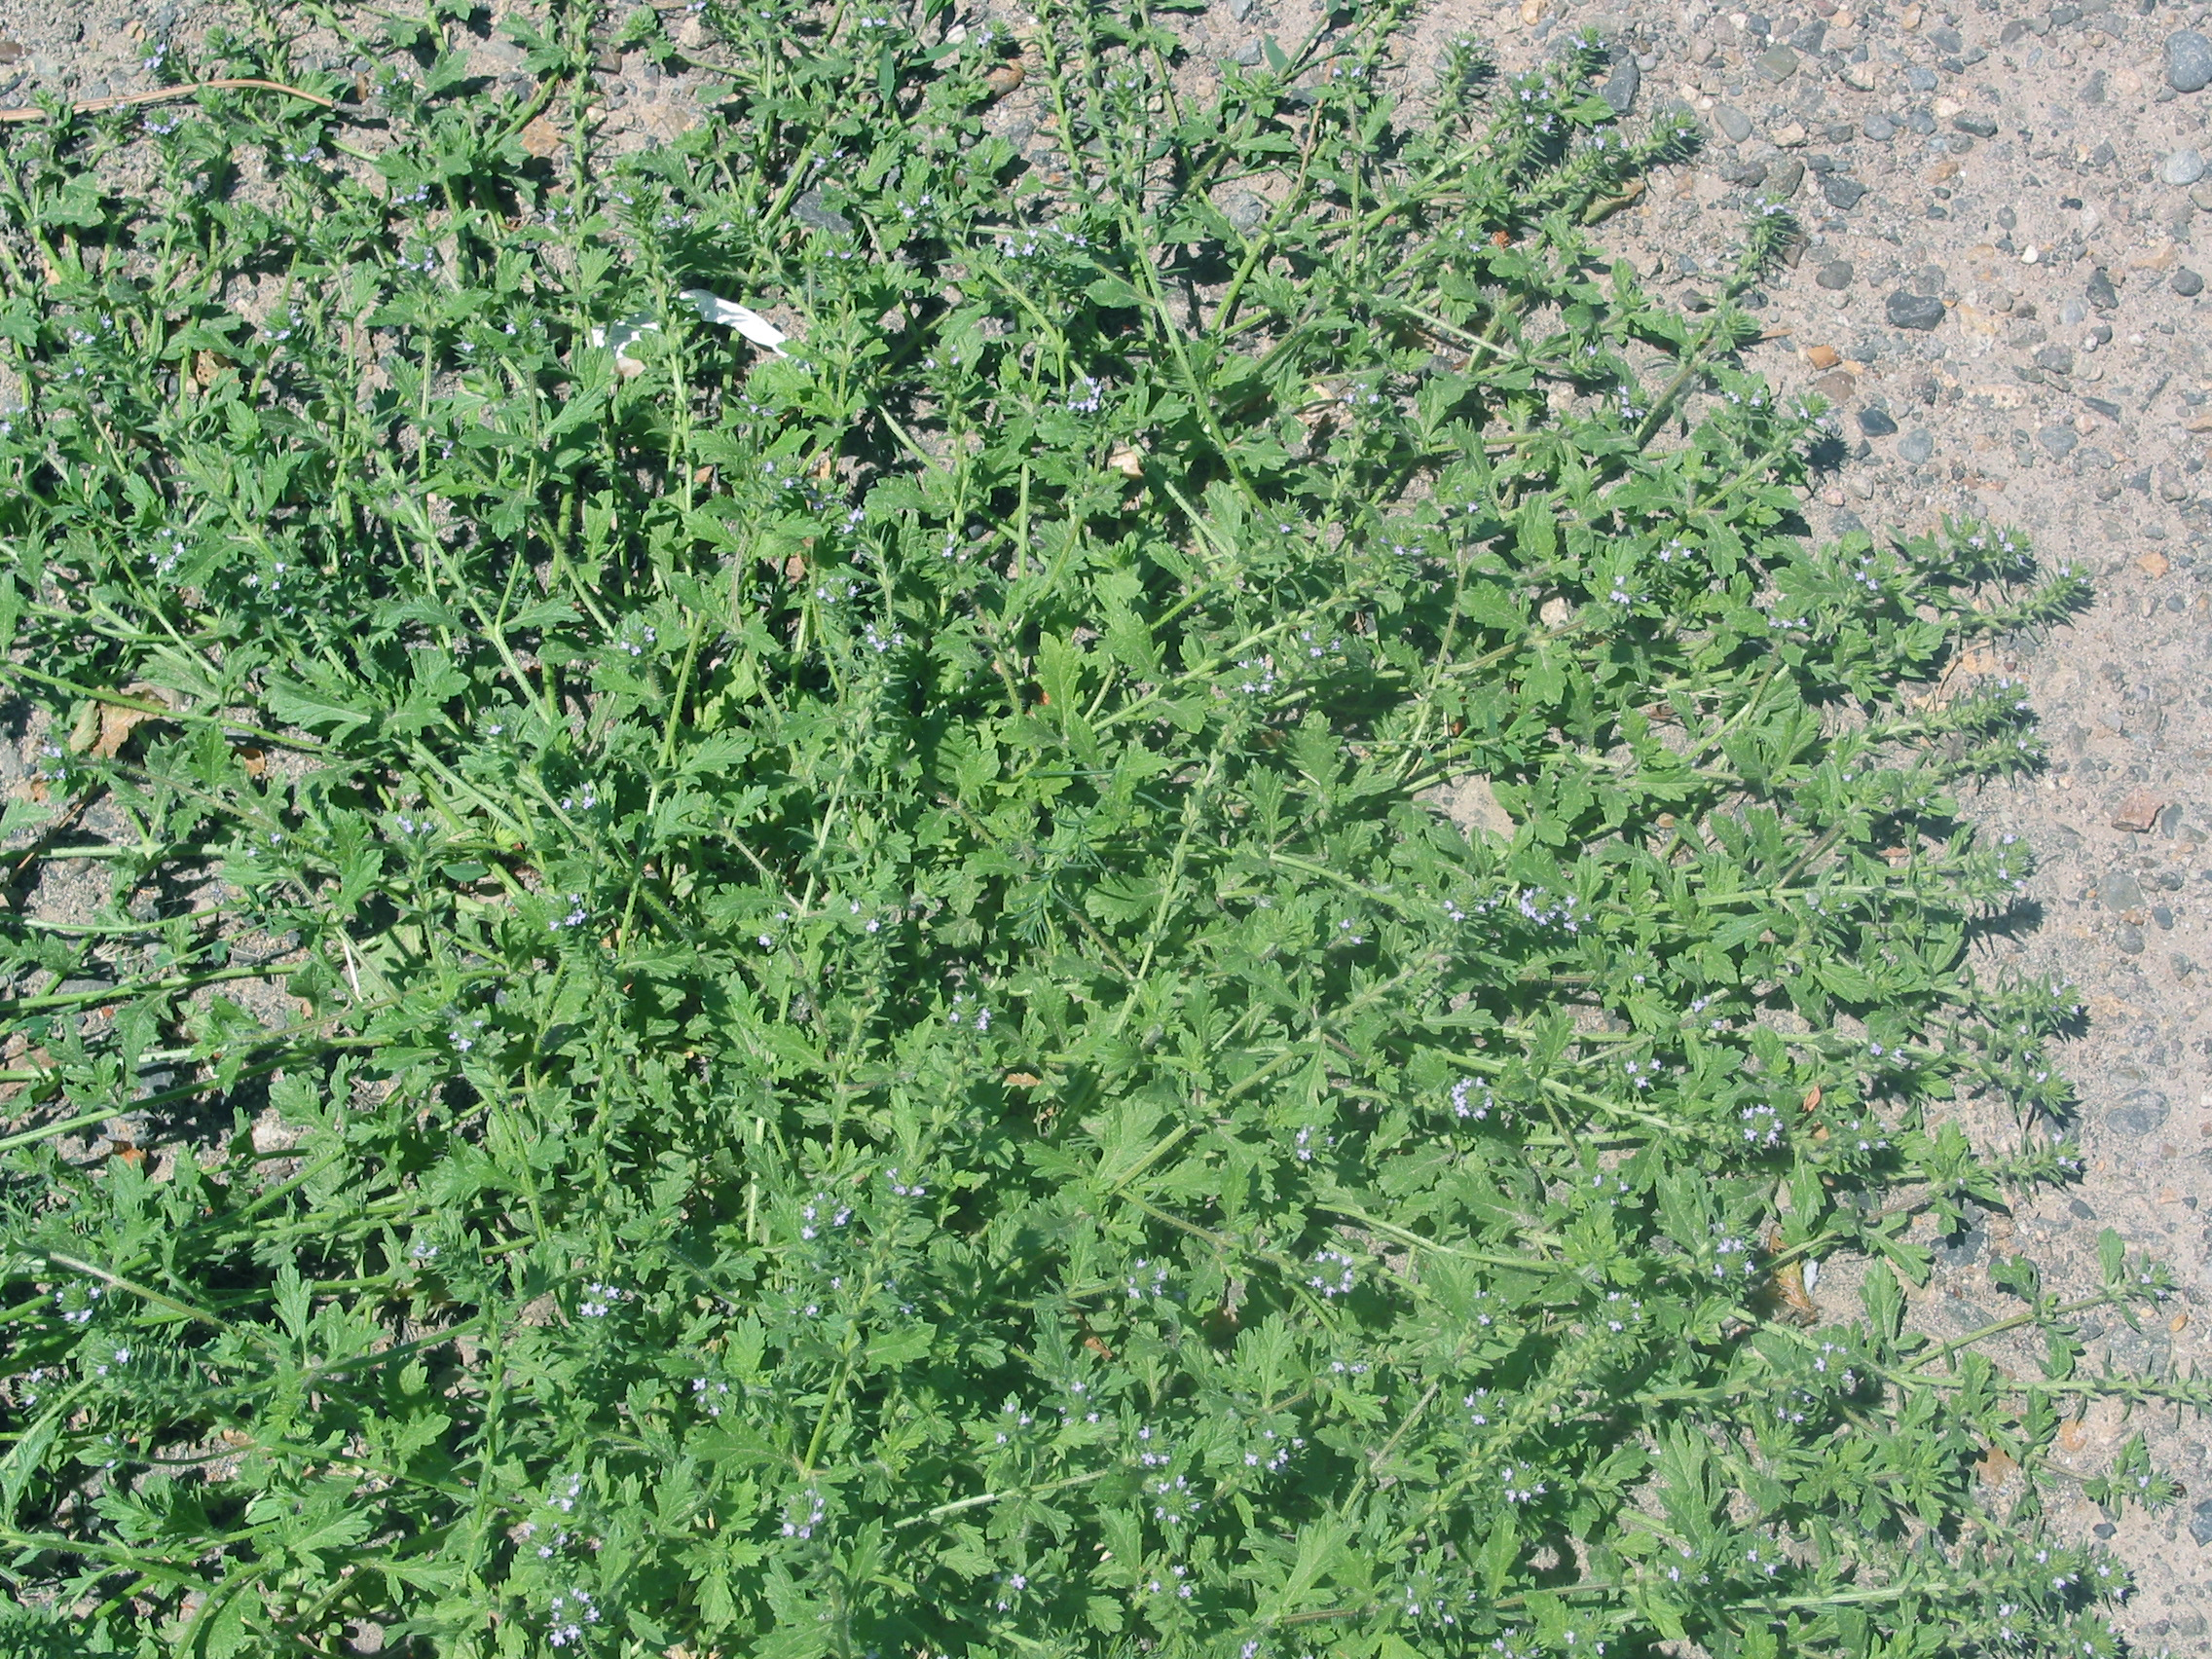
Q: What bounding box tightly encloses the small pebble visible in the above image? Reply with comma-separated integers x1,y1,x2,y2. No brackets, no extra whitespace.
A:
1602,55,1640,115
1862,111,1896,140
1822,174,1868,209
1757,45,1799,80
2168,29,2212,94
1816,260,1855,290
2116,922,2147,955
1904,66,1938,92
2176,268,2206,297
1858,406,1899,437
2166,147,2208,187
1885,290,1945,330
2109,1085,2167,1134
1714,103,1751,142
2038,424,2079,459
2085,267,2120,312
1899,429,1934,463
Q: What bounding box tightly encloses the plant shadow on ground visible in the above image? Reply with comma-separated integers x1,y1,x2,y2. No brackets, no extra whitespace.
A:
0,2,2191,1656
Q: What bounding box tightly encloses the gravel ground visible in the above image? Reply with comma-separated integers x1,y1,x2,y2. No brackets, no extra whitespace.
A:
7,0,2212,1643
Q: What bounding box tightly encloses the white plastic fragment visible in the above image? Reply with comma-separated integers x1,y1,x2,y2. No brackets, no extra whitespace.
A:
679,288,790,354
588,312,660,377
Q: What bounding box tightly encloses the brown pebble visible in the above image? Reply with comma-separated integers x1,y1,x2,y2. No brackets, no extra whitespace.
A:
1804,344,1841,369
2112,789,2167,832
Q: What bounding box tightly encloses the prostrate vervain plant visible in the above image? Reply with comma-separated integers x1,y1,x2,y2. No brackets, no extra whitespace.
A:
0,2,2186,1655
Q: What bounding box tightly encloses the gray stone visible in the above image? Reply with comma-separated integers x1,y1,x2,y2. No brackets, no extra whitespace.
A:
793,190,852,236
1764,158,1805,199
1905,66,1939,92
2086,267,2120,312
2034,344,2076,375
2108,1087,2168,1136
2166,148,2208,187
1714,103,1751,142
1602,55,1640,115
1757,45,1799,81
1936,1210,1986,1269
1816,260,1854,290
2102,868,2144,911
2176,269,2206,297
1858,406,1899,437
1899,429,1935,464
2038,424,2079,459
1822,173,1868,209
1222,190,1267,233
1885,290,1945,330
2107,1324,2167,1373
2188,1496,2212,1547
1862,111,1896,140
1905,108,1937,135
1954,113,1999,137
2167,30,2212,94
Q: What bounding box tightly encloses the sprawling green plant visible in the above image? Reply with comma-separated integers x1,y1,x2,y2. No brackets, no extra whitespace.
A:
0,2,2188,1654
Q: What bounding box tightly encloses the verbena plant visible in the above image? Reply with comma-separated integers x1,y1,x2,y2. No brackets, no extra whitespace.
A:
0,1,2190,1654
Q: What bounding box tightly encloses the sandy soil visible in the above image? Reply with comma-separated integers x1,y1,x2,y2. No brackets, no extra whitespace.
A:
4,0,2212,1645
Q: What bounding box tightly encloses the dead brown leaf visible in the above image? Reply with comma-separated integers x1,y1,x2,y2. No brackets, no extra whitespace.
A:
1776,1263,1818,1322
91,684,173,759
